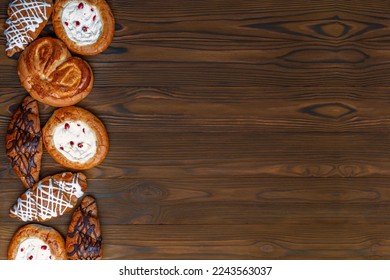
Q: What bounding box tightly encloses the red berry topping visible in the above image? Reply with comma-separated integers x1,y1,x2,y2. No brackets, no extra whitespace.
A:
60,146,64,150
50,256,52,259
91,8,94,12
82,128,85,133
41,245,47,250
78,2,84,9
70,141,74,146
64,21,69,26
77,124,80,126
75,21,80,26
82,26,88,32
78,143,83,148
93,15,96,21
65,123,70,129
21,248,24,252
28,255,33,260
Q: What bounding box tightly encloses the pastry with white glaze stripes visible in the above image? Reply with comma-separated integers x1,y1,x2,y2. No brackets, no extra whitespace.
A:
4,0,53,57
10,172,87,222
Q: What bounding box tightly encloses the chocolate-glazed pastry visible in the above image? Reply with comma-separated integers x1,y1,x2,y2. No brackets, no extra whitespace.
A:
66,195,102,260
6,96,42,189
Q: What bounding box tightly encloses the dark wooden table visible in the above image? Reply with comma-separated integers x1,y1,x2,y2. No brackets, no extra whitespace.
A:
1,0,390,259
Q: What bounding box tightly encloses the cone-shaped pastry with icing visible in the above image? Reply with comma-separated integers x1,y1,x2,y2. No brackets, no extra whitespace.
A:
4,0,53,57
6,96,42,189
66,195,103,259
10,172,87,222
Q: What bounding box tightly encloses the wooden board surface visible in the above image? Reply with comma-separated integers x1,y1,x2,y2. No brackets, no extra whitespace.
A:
1,0,390,259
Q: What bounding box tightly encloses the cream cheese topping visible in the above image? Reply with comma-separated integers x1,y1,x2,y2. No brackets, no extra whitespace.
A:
53,121,97,163
61,1,102,46
15,238,53,260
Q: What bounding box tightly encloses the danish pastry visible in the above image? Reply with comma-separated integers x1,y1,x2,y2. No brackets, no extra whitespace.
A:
18,37,94,107
52,0,115,55
10,172,87,222
42,106,109,170
6,96,42,189
4,0,53,57
8,224,67,260
66,195,103,260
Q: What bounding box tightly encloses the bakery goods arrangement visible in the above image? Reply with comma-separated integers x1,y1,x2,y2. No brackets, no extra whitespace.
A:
3,0,115,260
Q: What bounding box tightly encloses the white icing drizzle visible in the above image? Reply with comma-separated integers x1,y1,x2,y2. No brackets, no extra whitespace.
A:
5,0,51,53
10,173,84,222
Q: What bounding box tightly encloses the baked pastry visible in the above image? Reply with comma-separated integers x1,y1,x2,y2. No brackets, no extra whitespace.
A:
8,224,67,260
52,0,115,55
10,172,87,222
6,96,42,189
4,0,53,57
42,106,109,170
66,195,103,259
18,37,94,107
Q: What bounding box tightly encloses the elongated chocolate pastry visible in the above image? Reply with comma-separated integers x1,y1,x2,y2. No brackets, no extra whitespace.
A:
6,96,42,189
10,172,87,222
66,195,102,259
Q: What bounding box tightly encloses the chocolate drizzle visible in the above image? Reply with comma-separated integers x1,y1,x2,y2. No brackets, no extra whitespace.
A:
66,196,102,260
6,96,42,188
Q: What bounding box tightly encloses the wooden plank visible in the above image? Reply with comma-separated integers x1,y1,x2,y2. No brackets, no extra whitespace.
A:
2,224,390,259
3,178,390,225
2,87,390,134
1,131,390,178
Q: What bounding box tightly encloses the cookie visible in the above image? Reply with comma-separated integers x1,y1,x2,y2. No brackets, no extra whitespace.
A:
4,0,53,57
52,0,115,55
10,172,87,222
18,37,94,107
6,96,42,189
43,106,109,170
66,195,103,260
8,224,67,260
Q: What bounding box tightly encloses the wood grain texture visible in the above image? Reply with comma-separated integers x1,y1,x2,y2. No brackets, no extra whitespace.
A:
1,0,390,259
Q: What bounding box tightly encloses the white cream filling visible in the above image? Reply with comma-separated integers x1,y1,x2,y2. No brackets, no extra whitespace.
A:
53,121,97,163
61,1,103,46
15,238,53,260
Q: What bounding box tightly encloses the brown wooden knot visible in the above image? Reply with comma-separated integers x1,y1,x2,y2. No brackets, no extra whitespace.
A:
128,183,168,203
280,49,369,64
311,21,350,38
299,102,356,119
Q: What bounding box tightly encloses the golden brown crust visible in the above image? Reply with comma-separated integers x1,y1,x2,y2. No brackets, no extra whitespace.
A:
43,106,109,170
6,96,42,189
8,224,67,260
5,0,53,57
18,37,94,107
66,195,103,259
52,0,115,55
9,172,87,222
